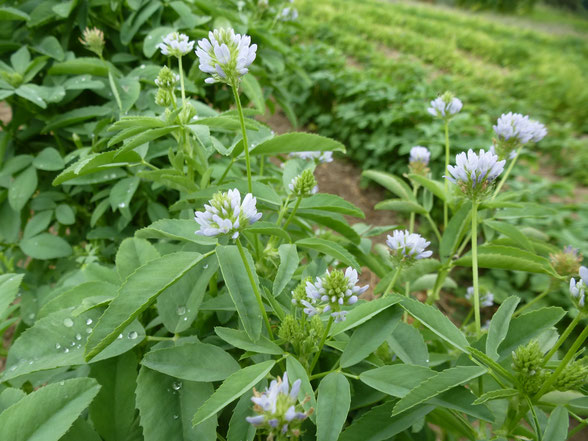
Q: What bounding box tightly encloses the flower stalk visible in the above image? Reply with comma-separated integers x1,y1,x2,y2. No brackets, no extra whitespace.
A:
471,199,481,335
443,120,450,229
232,81,252,193
309,316,334,374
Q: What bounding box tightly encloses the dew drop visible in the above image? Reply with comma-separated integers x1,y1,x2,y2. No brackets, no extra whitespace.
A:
63,318,74,327
118,202,126,208
128,331,138,340
86,318,93,325
176,306,186,316
75,333,82,341
28,360,33,365
28,313,35,320
86,327,93,334
183,317,188,321
140,64,146,69
172,381,182,391
64,348,69,353
55,343,61,350
59,381,65,386
118,333,123,339
70,341,76,347
173,414,179,420
203,264,209,269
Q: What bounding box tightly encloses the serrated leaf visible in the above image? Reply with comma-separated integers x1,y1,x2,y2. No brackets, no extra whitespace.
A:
136,218,217,245
286,355,316,421
408,174,446,201
52,150,141,185
485,220,533,252
387,321,429,366
330,296,402,337
115,237,160,282
273,244,298,296
455,245,557,276
297,193,364,218
296,237,359,270
440,202,471,262
250,132,345,156
43,106,111,132
245,221,290,241
472,388,519,405
215,327,283,355
317,373,350,441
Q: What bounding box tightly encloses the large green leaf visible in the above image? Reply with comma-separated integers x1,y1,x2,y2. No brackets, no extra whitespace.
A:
216,245,262,342
297,193,365,218
296,238,359,270
85,252,208,361
286,355,316,421
136,218,217,245
330,296,402,337
386,321,429,366
0,273,23,317
408,174,446,201
400,296,470,352
340,306,402,368
0,378,101,441
192,360,275,426
52,150,141,185
486,296,520,361
137,366,216,441
362,170,414,201
19,233,72,260
214,327,283,355
115,237,160,282
141,341,240,381
250,132,345,156
272,244,298,297
375,199,427,214
543,406,568,441
485,220,533,252
37,281,117,319
440,201,471,262
316,373,350,441
9,165,37,212
33,147,64,171
43,106,111,132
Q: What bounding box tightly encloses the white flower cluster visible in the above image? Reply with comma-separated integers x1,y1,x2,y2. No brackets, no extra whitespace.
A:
195,28,257,84
158,32,195,57
466,287,494,307
446,149,505,198
493,112,547,145
280,6,299,21
300,267,368,322
570,266,587,308
409,146,430,165
154,72,180,89
246,372,308,436
427,95,463,118
289,151,334,163
386,230,433,263
194,189,262,239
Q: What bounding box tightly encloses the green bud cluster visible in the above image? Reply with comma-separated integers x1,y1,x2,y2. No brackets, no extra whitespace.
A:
549,246,582,278
289,169,318,197
554,359,588,392
512,340,549,395
278,314,324,358
80,27,105,58
291,277,312,307
155,66,179,107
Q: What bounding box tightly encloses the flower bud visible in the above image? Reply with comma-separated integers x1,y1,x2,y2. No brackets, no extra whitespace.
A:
550,246,583,277
512,340,548,395
408,146,430,176
289,169,318,197
80,27,105,58
427,91,462,119
554,359,588,391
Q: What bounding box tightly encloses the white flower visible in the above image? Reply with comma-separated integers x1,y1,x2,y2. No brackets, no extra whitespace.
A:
466,287,494,307
386,230,432,262
194,189,262,239
409,146,430,165
280,7,299,21
289,151,334,163
195,28,257,84
528,120,547,143
157,32,194,57
446,149,505,197
427,95,462,118
569,266,587,308
493,112,547,145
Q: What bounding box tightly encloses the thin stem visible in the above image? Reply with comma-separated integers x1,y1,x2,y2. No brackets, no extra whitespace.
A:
443,120,450,229
140,160,159,171
542,313,583,366
178,56,186,104
236,238,274,340
383,266,402,297
514,279,555,317
275,194,292,226
309,316,334,375
471,199,481,336
569,419,588,438
217,158,235,185
535,323,588,398
425,213,442,243
282,196,302,230
232,81,252,193
460,307,474,329
409,186,418,233
493,145,523,199
526,396,542,441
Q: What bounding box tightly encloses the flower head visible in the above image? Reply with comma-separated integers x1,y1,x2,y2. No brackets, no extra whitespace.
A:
158,32,195,57
569,266,587,309
466,287,494,307
427,92,462,119
446,149,505,199
154,66,179,107
289,169,318,197
492,112,547,158
300,268,368,322
246,372,310,438
196,28,257,85
289,151,333,163
409,146,431,175
80,27,105,58
280,7,299,21
194,189,262,239
550,246,583,277
386,230,432,264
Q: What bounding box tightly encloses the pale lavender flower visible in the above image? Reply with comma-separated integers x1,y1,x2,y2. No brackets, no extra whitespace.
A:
280,7,299,21
195,28,257,84
194,189,262,239
466,287,494,307
409,146,430,165
158,32,194,57
386,230,433,262
446,149,505,197
289,151,334,163
428,95,462,118
570,266,587,308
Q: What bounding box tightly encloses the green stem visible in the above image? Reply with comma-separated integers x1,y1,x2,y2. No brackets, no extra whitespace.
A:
275,194,292,226
542,313,583,366
282,196,302,230
493,145,523,199
471,199,481,336
178,56,186,105
569,419,588,438
526,396,542,441
443,120,450,229
514,279,555,317
383,266,402,297
217,158,235,185
461,307,474,329
232,81,252,193
409,186,418,233
425,213,442,243
236,238,274,340
535,323,588,398
309,316,334,375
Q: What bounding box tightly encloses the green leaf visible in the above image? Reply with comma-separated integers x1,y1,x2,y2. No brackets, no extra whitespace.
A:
136,218,217,245
440,202,471,262
455,245,557,276
43,106,111,132
286,355,316,421
298,211,361,244
316,373,350,441
296,237,359,270
0,7,30,21
192,360,275,427
23,210,53,238
53,150,141,185
34,36,64,61
20,233,72,259
85,252,208,361
330,296,402,337
9,166,37,212
241,74,265,113
250,132,345,156
341,306,402,368
120,0,161,45
48,57,112,76
89,352,139,441
216,245,262,342
362,170,414,201
215,327,283,355
33,147,64,171
472,388,519,405
297,193,365,218
375,199,427,214
392,366,487,416
115,237,160,282
142,341,240,381
0,273,23,317
38,281,117,319
485,220,533,252
408,174,446,201
543,406,568,441
115,127,177,155
143,26,174,57
226,391,256,441
400,296,470,352
273,244,298,296
15,84,46,108
339,401,434,441
137,366,216,441
245,221,290,241
109,176,140,210
55,204,75,225
0,388,26,413
0,378,101,441
486,296,520,360
387,321,429,366
110,116,167,131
